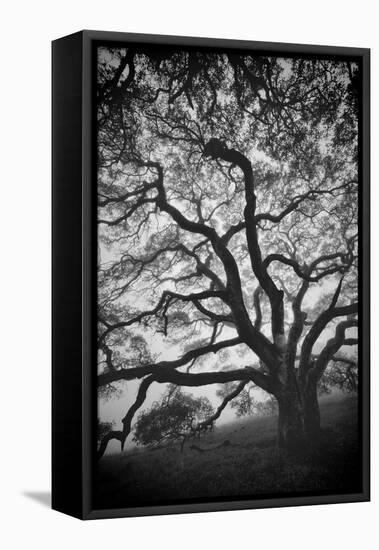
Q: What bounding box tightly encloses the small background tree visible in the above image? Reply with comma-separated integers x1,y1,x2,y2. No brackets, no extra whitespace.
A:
133,385,214,452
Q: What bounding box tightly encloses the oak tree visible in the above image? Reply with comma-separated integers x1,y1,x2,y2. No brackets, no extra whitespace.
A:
96,46,359,457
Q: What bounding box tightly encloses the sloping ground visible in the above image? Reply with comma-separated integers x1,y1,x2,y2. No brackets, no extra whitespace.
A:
95,394,361,510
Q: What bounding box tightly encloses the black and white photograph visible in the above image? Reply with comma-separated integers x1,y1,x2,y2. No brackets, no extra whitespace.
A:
95,42,365,509
2,0,378,546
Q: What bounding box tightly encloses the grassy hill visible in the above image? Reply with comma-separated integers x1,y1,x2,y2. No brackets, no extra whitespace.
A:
95,393,361,509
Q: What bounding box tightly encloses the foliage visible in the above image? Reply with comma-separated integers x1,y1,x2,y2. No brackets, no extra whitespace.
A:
319,358,358,394
217,381,278,417
232,390,279,417
133,385,214,449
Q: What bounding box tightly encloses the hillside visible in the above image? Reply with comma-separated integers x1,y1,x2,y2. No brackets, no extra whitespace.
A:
95,394,361,510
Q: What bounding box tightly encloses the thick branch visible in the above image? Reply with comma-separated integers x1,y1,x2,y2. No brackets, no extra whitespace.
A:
311,319,358,381
99,288,228,342
153,159,279,367
253,286,263,330
264,253,347,282
203,140,284,345
98,158,279,368
153,365,273,392
330,354,357,366
299,278,358,377
286,278,309,372
97,375,155,459
98,337,242,386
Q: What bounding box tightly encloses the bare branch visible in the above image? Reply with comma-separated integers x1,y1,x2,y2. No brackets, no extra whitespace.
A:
196,381,249,431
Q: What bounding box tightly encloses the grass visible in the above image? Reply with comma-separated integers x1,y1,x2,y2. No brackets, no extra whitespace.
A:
94,393,361,509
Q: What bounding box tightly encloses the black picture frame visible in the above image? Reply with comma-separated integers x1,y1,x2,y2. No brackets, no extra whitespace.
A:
52,30,370,520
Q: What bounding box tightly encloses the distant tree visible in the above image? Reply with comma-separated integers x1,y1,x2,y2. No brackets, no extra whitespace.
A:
217,381,279,417
133,386,214,452
234,391,278,417
319,354,358,394
96,47,359,457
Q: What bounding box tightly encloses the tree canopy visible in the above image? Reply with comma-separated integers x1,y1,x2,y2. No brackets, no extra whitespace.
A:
133,385,214,451
96,45,359,456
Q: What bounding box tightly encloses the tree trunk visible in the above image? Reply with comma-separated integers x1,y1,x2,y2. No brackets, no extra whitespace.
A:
276,374,322,452
277,390,305,452
303,380,321,443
